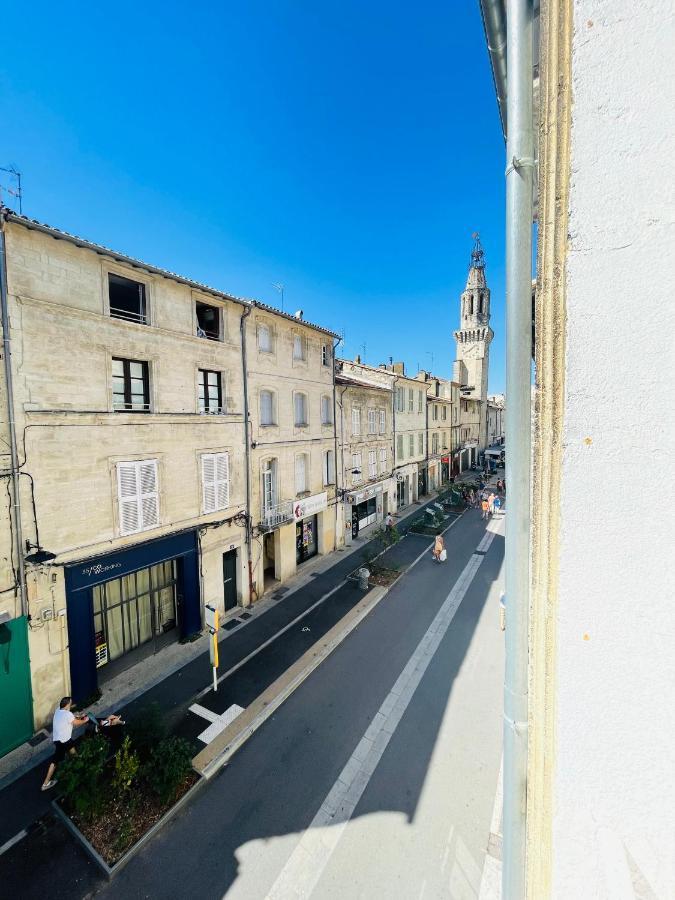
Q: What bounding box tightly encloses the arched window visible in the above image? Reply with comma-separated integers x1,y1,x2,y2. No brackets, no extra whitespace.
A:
479,293,485,314
470,296,474,315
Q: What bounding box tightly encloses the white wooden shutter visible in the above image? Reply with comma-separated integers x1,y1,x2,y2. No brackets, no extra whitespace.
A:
295,454,306,493
138,460,159,528
379,409,386,433
352,407,360,435
117,463,140,535
202,454,217,513
215,453,230,509
261,391,273,425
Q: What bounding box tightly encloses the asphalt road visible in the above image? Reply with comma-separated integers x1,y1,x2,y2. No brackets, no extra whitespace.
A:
99,506,505,900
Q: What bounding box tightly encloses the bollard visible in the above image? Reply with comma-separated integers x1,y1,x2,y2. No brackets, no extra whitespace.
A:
358,568,370,590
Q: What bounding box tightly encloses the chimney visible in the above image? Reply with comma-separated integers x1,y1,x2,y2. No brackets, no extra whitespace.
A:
392,361,405,375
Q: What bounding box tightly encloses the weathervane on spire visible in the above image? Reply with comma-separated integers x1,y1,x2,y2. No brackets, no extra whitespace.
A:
470,231,485,270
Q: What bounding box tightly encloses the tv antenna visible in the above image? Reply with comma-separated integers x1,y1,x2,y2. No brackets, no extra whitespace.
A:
0,166,23,214
272,283,285,312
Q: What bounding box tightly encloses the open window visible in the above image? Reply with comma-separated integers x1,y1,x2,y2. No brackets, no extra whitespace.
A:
196,301,221,340
109,274,147,325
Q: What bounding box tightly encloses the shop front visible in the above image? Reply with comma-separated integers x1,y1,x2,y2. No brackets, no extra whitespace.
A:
417,464,429,497
441,456,450,484
65,530,200,704
294,491,328,565
346,483,384,538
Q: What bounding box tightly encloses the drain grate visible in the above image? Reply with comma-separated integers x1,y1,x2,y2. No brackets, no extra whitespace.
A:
239,612,253,620
28,732,48,747
223,619,240,631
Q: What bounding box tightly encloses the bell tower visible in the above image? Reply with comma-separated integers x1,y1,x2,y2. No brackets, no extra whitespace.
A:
453,234,493,449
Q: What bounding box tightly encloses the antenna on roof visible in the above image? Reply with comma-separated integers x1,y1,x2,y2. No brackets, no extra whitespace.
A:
272,283,285,312
0,166,23,214
361,342,367,363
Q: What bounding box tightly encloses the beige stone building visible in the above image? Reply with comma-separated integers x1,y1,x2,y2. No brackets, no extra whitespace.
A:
335,362,395,543
388,363,429,505
246,305,338,593
415,371,454,491
0,210,256,749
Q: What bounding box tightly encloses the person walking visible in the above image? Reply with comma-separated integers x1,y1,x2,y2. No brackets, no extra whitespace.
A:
432,534,445,563
41,697,89,791
488,491,496,516
494,494,502,515
481,497,490,520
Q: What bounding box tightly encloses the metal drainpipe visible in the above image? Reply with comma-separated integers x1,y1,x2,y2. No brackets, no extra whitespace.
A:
239,305,254,606
503,1,534,897
0,214,28,619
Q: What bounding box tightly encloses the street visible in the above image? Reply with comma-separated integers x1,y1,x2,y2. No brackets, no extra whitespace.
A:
1,501,504,900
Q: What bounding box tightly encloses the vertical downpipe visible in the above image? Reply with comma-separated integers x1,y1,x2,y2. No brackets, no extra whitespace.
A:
240,305,254,605
503,1,534,898
0,216,28,618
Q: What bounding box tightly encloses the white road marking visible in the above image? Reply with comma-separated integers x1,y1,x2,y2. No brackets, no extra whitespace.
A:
190,703,245,744
266,519,503,899
0,829,27,857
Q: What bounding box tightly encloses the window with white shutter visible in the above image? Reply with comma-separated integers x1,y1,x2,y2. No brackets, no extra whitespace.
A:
368,450,377,477
368,409,377,434
352,452,362,485
260,390,275,425
397,434,404,460
418,390,423,413
293,334,305,360
380,447,387,472
323,450,335,486
379,409,386,433
117,459,159,535
321,395,333,425
202,452,230,513
295,453,308,494
352,407,361,435
408,434,414,456
294,393,308,426
258,323,272,352
418,432,424,455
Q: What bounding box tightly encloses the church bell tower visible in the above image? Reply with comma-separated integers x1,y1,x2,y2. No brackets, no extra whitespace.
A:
453,234,493,449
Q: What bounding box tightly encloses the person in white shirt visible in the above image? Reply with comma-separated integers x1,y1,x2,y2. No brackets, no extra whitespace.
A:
41,696,89,792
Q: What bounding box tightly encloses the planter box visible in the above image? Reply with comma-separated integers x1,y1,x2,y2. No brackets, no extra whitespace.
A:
52,773,204,878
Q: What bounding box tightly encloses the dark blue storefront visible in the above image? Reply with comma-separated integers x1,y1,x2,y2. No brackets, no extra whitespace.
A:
65,530,201,704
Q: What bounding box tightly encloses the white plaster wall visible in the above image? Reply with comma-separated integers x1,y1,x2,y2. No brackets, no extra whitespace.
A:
553,2,675,897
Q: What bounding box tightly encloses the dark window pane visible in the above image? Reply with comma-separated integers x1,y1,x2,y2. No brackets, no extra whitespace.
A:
109,274,147,324
196,302,221,340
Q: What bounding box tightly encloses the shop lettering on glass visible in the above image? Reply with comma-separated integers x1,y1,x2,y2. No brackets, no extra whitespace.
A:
81,562,123,578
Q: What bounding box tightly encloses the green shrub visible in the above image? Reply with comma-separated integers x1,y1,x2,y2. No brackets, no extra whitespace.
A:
58,733,107,821
111,736,140,803
126,703,167,762
145,736,193,804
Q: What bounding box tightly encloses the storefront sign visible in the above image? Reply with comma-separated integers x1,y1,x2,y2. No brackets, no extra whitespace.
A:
294,491,327,520
346,483,383,505
441,456,450,463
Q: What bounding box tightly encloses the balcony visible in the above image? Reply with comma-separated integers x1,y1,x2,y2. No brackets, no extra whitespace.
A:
260,500,294,531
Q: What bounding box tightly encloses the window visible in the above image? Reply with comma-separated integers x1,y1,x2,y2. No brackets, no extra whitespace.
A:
418,432,424,455
109,273,147,324
480,293,484,314
380,447,387,472
453,407,458,424
258,323,272,353
117,460,159,535
432,433,439,454
260,390,276,425
396,387,405,412
201,452,230,513
295,454,308,494
433,405,439,421
397,434,404,460
442,405,447,421
408,434,414,456
408,389,414,412
418,390,423,413
442,432,447,450
379,409,386,433
198,369,223,413
196,301,221,340
352,452,362,485
323,450,335,486
321,395,333,425
294,393,308,426
470,296,474,315
322,344,331,367
352,407,361,435
112,358,149,411
293,334,305,360
368,450,377,478
262,459,277,512
368,408,377,434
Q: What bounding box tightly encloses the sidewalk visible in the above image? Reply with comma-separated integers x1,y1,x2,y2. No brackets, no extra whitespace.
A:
0,491,451,850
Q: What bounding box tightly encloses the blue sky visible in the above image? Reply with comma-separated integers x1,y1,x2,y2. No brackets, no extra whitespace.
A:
0,2,506,391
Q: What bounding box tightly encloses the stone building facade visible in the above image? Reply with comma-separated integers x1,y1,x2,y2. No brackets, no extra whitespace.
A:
415,371,454,490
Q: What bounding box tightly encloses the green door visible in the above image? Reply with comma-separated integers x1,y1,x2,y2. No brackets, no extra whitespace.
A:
0,616,34,757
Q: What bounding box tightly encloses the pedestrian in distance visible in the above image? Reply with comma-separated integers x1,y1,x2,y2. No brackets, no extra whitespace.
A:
488,492,496,516
481,498,490,520
432,534,445,563
41,697,90,791
494,494,502,515
385,512,394,533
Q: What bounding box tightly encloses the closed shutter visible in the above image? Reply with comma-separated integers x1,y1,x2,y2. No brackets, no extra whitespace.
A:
352,408,360,434
117,459,159,535
202,454,217,513
216,453,230,509
295,393,307,425
295,454,306,493
379,409,386,433
261,390,273,425
202,453,230,512
380,448,387,471
118,463,140,535
369,450,376,477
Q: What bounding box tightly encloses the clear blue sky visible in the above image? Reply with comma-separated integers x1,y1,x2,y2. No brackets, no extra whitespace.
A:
0,1,506,392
